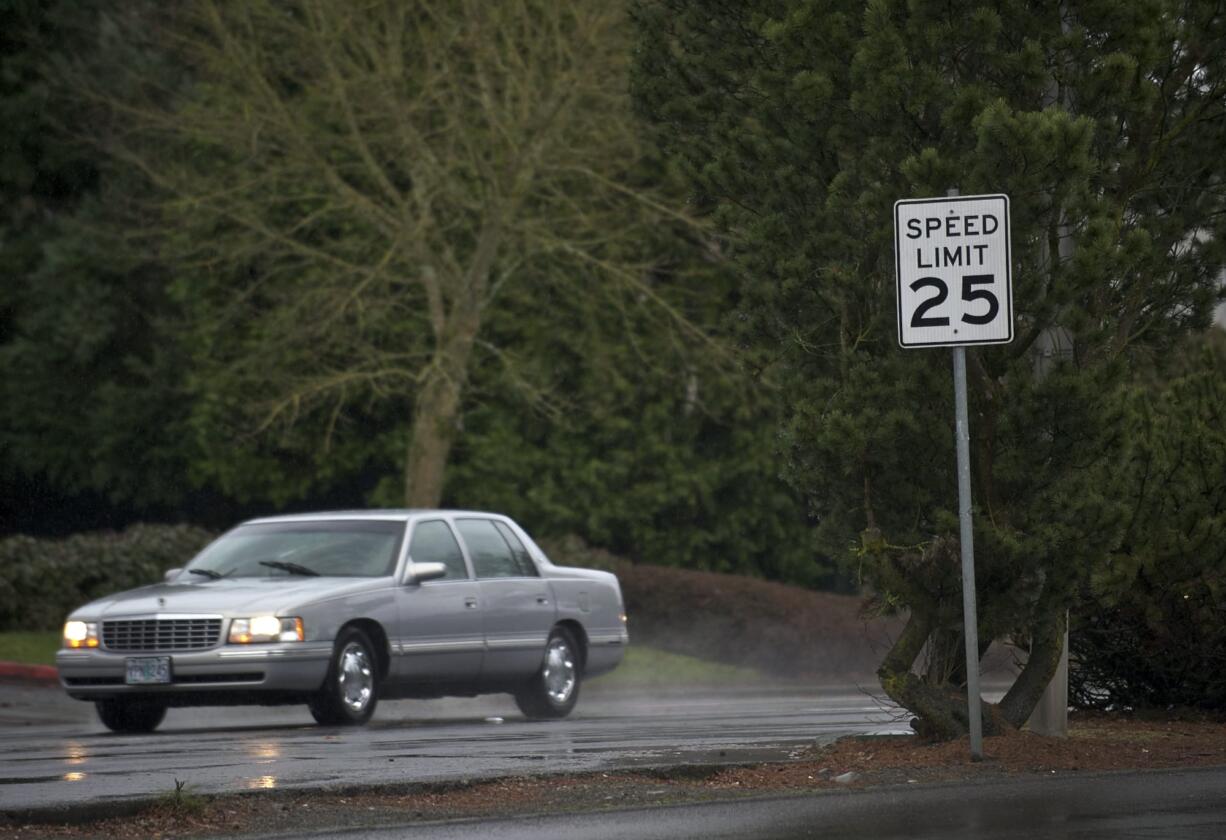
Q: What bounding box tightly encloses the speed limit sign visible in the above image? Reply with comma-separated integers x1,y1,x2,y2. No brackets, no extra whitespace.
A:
894,194,1013,348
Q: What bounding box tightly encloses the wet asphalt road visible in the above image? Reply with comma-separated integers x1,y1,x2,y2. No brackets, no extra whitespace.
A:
325,766,1226,840
0,679,903,813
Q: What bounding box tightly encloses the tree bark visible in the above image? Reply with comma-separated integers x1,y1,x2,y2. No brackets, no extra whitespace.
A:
878,610,1010,740
879,614,987,739
403,205,503,508
403,316,480,508
998,607,1068,728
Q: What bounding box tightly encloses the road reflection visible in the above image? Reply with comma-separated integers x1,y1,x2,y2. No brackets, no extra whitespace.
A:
246,741,282,762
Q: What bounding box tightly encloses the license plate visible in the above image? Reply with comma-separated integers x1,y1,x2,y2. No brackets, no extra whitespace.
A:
125,656,171,685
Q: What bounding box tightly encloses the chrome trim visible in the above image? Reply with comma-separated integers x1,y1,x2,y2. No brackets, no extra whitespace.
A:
102,616,223,652
588,633,627,645
216,645,332,659
393,640,484,655
485,636,548,650
104,613,225,621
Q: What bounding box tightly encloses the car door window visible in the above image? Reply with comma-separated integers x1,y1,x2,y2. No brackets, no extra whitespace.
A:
456,519,523,579
408,520,468,580
493,521,539,577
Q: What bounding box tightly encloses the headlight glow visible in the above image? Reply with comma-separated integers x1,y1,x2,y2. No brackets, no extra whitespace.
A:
250,615,282,638
229,616,304,644
63,621,99,649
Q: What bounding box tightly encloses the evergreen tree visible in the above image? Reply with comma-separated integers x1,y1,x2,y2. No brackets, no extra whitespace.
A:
445,231,827,583
634,0,1226,735
0,0,201,529
1072,333,1226,710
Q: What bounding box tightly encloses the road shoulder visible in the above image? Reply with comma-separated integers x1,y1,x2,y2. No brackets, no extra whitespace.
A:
5,712,1226,839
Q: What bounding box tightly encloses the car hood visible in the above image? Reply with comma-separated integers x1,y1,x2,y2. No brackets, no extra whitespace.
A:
73,577,378,619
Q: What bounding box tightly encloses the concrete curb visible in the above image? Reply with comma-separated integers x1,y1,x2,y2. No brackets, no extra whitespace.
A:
0,660,59,684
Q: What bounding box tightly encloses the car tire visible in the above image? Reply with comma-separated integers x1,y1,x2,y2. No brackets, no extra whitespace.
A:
309,627,380,726
95,698,167,733
514,626,581,720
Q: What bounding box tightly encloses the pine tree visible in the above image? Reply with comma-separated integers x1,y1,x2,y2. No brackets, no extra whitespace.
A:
634,0,1226,735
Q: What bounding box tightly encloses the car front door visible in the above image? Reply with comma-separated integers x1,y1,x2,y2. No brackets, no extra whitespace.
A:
391,519,484,685
454,518,556,680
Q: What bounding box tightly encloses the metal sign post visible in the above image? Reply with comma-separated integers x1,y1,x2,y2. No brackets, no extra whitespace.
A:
894,188,1014,761
952,343,984,760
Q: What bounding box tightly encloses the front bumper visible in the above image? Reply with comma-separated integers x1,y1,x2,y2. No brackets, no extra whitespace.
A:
56,643,332,702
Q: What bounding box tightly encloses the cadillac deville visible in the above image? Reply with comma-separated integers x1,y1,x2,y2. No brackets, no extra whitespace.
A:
57,511,628,733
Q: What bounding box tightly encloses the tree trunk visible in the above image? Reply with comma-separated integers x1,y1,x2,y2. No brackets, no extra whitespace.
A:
924,627,966,686
877,613,1004,740
997,608,1068,728
403,319,480,508
403,208,503,508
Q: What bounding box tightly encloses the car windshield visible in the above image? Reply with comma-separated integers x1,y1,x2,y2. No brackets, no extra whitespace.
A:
185,520,405,579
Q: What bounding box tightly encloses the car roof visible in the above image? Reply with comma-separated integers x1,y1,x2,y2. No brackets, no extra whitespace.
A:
240,509,507,526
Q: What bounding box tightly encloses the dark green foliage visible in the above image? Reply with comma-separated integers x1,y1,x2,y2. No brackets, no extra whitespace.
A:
1071,343,1226,710
0,524,216,631
633,0,1226,730
443,237,827,584
1,0,199,518
0,199,196,509
0,0,820,587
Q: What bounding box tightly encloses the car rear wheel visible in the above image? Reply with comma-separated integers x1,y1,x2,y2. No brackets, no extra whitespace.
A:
95,698,167,733
514,626,581,719
309,627,380,726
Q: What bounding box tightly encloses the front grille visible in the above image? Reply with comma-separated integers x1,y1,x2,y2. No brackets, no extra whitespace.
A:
102,618,222,651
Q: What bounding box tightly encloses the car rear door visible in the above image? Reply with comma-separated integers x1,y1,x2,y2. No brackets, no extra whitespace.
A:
391,518,484,685
454,518,556,679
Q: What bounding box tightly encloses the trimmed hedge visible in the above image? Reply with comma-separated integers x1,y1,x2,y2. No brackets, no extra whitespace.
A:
0,524,216,631
540,535,897,678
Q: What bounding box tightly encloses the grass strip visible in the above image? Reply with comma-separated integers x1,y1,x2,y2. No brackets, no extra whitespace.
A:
0,631,60,665
591,645,762,687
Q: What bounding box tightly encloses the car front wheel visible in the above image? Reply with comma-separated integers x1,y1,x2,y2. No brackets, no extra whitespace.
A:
95,698,167,733
309,627,380,726
514,627,581,720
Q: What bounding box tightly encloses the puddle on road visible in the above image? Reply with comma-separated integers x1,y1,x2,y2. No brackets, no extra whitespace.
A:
244,742,282,762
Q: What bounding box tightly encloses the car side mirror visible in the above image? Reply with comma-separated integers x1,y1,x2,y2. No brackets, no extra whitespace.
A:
164,568,182,583
405,562,447,586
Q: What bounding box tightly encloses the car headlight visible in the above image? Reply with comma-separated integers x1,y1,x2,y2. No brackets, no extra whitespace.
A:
63,620,100,649
228,616,304,644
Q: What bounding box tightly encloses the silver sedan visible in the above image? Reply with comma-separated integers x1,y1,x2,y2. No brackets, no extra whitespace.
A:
56,510,628,732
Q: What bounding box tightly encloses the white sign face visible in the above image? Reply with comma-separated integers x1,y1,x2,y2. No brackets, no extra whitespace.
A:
894,194,1013,348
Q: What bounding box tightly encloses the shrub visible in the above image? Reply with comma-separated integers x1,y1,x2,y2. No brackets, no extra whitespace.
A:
0,524,216,631
1070,350,1226,711
540,535,896,677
